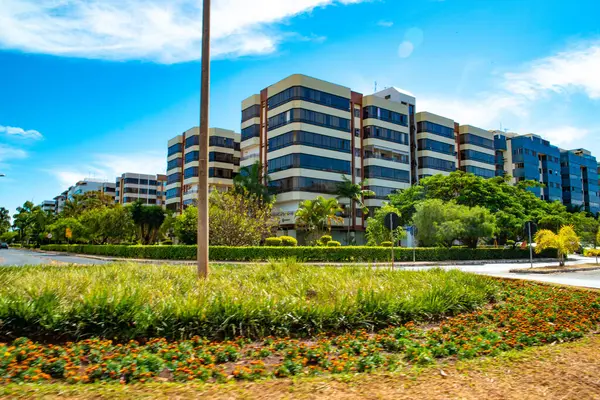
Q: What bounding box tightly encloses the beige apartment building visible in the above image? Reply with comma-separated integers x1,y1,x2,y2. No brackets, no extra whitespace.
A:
457,125,496,178
115,173,166,206
241,74,415,243
165,127,240,212
415,111,457,180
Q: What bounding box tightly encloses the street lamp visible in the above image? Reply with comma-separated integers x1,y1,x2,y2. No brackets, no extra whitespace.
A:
197,0,211,279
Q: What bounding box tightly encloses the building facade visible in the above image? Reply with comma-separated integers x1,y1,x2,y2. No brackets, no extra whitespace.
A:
494,132,562,202
560,149,600,214
115,173,166,206
457,125,496,178
165,127,240,213
241,74,415,241
40,200,56,213
415,112,457,180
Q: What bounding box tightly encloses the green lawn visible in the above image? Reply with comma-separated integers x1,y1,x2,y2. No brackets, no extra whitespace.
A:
0,261,497,341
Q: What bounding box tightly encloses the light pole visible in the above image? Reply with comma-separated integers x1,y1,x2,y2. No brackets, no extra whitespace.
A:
197,0,211,279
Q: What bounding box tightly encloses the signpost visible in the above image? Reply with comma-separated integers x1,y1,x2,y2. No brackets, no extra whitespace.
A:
524,221,538,269
384,212,401,270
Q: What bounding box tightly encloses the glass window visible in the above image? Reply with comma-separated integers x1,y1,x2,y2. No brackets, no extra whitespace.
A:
462,165,496,178
241,124,260,142
168,143,182,156
184,167,198,179
241,104,260,122
418,157,456,172
460,134,494,150
267,153,351,174
365,186,398,199
167,173,181,185
268,108,351,132
460,149,495,165
209,168,234,179
363,126,408,145
185,135,199,148
416,121,455,138
417,139,455,155
209,136,236,149
270,176,341,194
363,106,408,126
268,131,351,153
364,166,410,182
268,86,350,111
185,151,199,163
124,178,139,184
209,152,235,163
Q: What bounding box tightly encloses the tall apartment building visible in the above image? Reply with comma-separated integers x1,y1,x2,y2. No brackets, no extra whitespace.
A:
40,200,56,213
560,149,600,214
165,127,240,212
494,132,562,202
415,112,457,180
115,173,166,206
241,74,414,240
457,125,496,178
52,178,114,214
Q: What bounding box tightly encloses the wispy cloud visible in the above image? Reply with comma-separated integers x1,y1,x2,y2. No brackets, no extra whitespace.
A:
0,144,28,169
0,125,43,140
0,0,365,64
419,39,600,144
49,152,166,188
377,20,393,27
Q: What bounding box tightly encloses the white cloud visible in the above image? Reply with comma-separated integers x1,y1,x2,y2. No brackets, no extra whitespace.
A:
0,125,43,140
0,0,365,63
419,39,600,145
49,152,166,188
377,20,393,27
398,41,414,58
0,144,28,171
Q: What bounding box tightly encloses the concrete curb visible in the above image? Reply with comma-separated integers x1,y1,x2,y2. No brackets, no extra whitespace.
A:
27,249,561,268
510,265,600,275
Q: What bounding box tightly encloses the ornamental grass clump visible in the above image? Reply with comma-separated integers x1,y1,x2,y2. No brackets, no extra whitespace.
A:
0,262,499,342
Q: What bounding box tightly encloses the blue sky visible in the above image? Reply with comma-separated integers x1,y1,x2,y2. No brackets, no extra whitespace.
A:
1,0,600,215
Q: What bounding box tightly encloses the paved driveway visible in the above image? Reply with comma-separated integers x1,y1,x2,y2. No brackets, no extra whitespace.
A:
0,249,108,266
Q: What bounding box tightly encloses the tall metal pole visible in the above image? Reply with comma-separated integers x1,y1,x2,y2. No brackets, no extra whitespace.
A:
528,222,533,269
197,0,211,279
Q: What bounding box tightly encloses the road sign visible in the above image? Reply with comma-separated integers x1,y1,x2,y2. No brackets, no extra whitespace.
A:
65,227,72,239
383,213,401,231
47,233,53,239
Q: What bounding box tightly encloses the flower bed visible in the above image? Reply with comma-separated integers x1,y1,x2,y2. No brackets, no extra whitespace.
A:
1,280,598,385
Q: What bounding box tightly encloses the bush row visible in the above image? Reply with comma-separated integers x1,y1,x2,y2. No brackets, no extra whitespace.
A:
40,244,558,262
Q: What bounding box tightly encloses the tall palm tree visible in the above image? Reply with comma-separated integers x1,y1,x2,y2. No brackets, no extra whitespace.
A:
335,175,375,243
233,161,274,204
295,196,343,243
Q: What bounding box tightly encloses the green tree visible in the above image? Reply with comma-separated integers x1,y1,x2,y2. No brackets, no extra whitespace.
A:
129,201,166,245
295,196,343,243
233,161,274,204
365,203,405,245
569,212,599,247
458,206,497,249
0,207,10,234
0,231,18,243
335,175,375,244
12,201,54,244
62,191,114,218
46,217,85,243
535,225,580,267
412,199,447,247
79,206,135,244
173,206,198,245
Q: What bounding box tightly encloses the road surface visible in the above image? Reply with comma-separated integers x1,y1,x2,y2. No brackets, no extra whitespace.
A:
2,248,600,289
0,248,108,266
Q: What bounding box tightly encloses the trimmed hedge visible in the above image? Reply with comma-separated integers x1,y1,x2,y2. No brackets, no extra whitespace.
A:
40,244,558,262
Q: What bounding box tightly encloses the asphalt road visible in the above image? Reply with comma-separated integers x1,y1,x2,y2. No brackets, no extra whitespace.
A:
2,248,600,289
0,248,108,266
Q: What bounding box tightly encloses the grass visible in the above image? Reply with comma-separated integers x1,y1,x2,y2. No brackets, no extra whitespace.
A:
0,261,498,342
1,280,600,388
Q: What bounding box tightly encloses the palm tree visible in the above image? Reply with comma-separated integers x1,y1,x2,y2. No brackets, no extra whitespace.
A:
335,175,375,244
233,161,274,204
295,196,343,243
534,225,580,267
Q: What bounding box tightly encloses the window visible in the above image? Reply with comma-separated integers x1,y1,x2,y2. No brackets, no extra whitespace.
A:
168,143,182,156
167,158,182,171
416,121,454,139
365,186,398,199
268,86,350,111
185,135,199,148
241,124,260,141
124,178,139,184
209,152,235,163
353,108,360,117
184,167,198,179
209,136,236,149
241,104,260,122
417,139,454,155
209,168,234,179
185,151,199,163
463,166,496,178
363,126,408,145
364,166,410,182
363,106,408,126
418,157,456,172
167,173,181,184
460,149,495,165
270,177,341,194
267,108,351,132
268,131,351,153
355,128,361,137
460,134,494,150
267,153,351,174
364,150,409,164
139,179,149,185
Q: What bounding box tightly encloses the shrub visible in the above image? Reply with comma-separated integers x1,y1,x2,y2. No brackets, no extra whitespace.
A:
381,241,393,247
39,244,558,262
327,241,341,247
264,237,282,246
0,262,499,341
279,236,298,247
318,235,332,246
584,249,600,257
506,240,516,247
